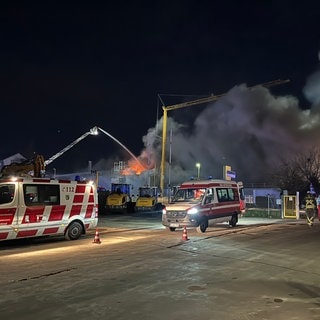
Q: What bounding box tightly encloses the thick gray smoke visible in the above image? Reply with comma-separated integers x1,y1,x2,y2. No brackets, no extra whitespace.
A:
142,71,320,185
303,70,320,106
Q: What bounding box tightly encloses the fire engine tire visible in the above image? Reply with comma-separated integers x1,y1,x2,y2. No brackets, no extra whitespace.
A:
196,218,208,233
65,221,83,240
168,227,176,232
229,214,238,227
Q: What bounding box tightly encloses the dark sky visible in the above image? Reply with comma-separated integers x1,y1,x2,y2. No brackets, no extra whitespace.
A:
1,1,320,181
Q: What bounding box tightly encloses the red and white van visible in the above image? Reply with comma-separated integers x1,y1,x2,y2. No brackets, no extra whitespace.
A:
162,179,245,233
0,177,98,241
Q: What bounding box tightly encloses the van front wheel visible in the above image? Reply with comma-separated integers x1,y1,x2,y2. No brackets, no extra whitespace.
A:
196,218,208,233
65,221,83,240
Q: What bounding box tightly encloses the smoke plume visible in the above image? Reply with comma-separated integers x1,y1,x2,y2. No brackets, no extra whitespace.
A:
141,70,320,185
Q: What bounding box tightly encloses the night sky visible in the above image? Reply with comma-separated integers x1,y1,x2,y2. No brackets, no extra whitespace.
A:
1,2,320,182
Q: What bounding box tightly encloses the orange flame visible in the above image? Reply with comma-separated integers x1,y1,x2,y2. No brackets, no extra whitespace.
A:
120,150,156,176
121,159,147,176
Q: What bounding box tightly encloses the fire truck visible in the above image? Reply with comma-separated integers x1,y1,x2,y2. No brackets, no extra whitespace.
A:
0,127,101,241
0,177,98,241
162,179,245,233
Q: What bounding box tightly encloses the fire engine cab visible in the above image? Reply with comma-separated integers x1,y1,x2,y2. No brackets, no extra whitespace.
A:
162,179,245,233
0,177,98,241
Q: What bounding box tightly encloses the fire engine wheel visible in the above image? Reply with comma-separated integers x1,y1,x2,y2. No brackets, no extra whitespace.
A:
229,214,238,227
196,218,208,233
168,227,176,232
65,221,83,240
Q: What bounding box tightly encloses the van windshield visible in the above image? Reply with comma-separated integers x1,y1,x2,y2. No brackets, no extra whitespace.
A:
0,184,15,204
172,188,206,203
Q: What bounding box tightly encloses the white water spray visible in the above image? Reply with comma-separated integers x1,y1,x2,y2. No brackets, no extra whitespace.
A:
97,126,145,168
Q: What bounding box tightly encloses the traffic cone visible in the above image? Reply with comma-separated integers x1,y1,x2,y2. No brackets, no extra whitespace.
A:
182,227,189,241
93,229,101,244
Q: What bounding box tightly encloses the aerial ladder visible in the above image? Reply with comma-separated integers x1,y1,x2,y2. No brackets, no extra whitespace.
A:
0,125,144,179
44,126,99,166
0,126,99,178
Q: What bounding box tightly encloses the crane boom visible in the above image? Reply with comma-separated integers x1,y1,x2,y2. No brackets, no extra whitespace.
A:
165,79,290,112
159,79,290,193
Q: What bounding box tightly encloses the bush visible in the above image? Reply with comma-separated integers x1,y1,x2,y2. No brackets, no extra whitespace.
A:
244,208,281,219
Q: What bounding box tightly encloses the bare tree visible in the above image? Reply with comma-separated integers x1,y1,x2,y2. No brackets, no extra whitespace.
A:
272,162,305,194
272,147,320,195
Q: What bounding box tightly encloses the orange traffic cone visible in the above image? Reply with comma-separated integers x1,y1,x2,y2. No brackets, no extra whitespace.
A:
182,227,189,241
93,229,101,244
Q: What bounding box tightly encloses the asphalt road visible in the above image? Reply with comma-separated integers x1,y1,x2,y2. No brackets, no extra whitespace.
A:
1,215,320,320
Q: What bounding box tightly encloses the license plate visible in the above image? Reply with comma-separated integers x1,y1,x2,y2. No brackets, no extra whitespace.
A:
169,223,179,228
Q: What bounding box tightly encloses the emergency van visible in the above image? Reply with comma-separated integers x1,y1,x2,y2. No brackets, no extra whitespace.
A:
0,177,98,241
162,179,245,233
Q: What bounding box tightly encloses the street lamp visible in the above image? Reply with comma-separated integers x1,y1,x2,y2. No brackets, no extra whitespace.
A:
196,163,201,180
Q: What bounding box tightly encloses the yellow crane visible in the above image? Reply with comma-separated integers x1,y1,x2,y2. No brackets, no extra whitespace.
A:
159,79,290,193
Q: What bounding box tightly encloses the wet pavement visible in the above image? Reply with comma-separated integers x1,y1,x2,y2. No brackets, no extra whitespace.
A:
1,216,320,320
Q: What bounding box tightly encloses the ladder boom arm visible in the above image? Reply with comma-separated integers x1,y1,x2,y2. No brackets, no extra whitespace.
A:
44,126,98,166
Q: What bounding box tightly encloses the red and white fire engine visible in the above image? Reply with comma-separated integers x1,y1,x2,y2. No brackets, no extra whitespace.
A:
0,177,98,241
0,127,101,241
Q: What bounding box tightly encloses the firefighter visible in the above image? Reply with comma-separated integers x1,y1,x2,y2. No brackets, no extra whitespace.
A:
303,191,317,226
317,194,320,220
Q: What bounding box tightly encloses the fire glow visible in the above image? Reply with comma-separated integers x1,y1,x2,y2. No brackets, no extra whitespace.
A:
121,159,147,176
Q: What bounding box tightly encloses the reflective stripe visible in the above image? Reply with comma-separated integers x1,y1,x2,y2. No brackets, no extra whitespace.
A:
306,199,315,209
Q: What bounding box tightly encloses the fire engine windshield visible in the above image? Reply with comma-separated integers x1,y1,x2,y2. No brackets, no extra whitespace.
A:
173,188,206,203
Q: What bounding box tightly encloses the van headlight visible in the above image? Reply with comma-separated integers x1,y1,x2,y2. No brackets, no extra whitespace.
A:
187,208,198,214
